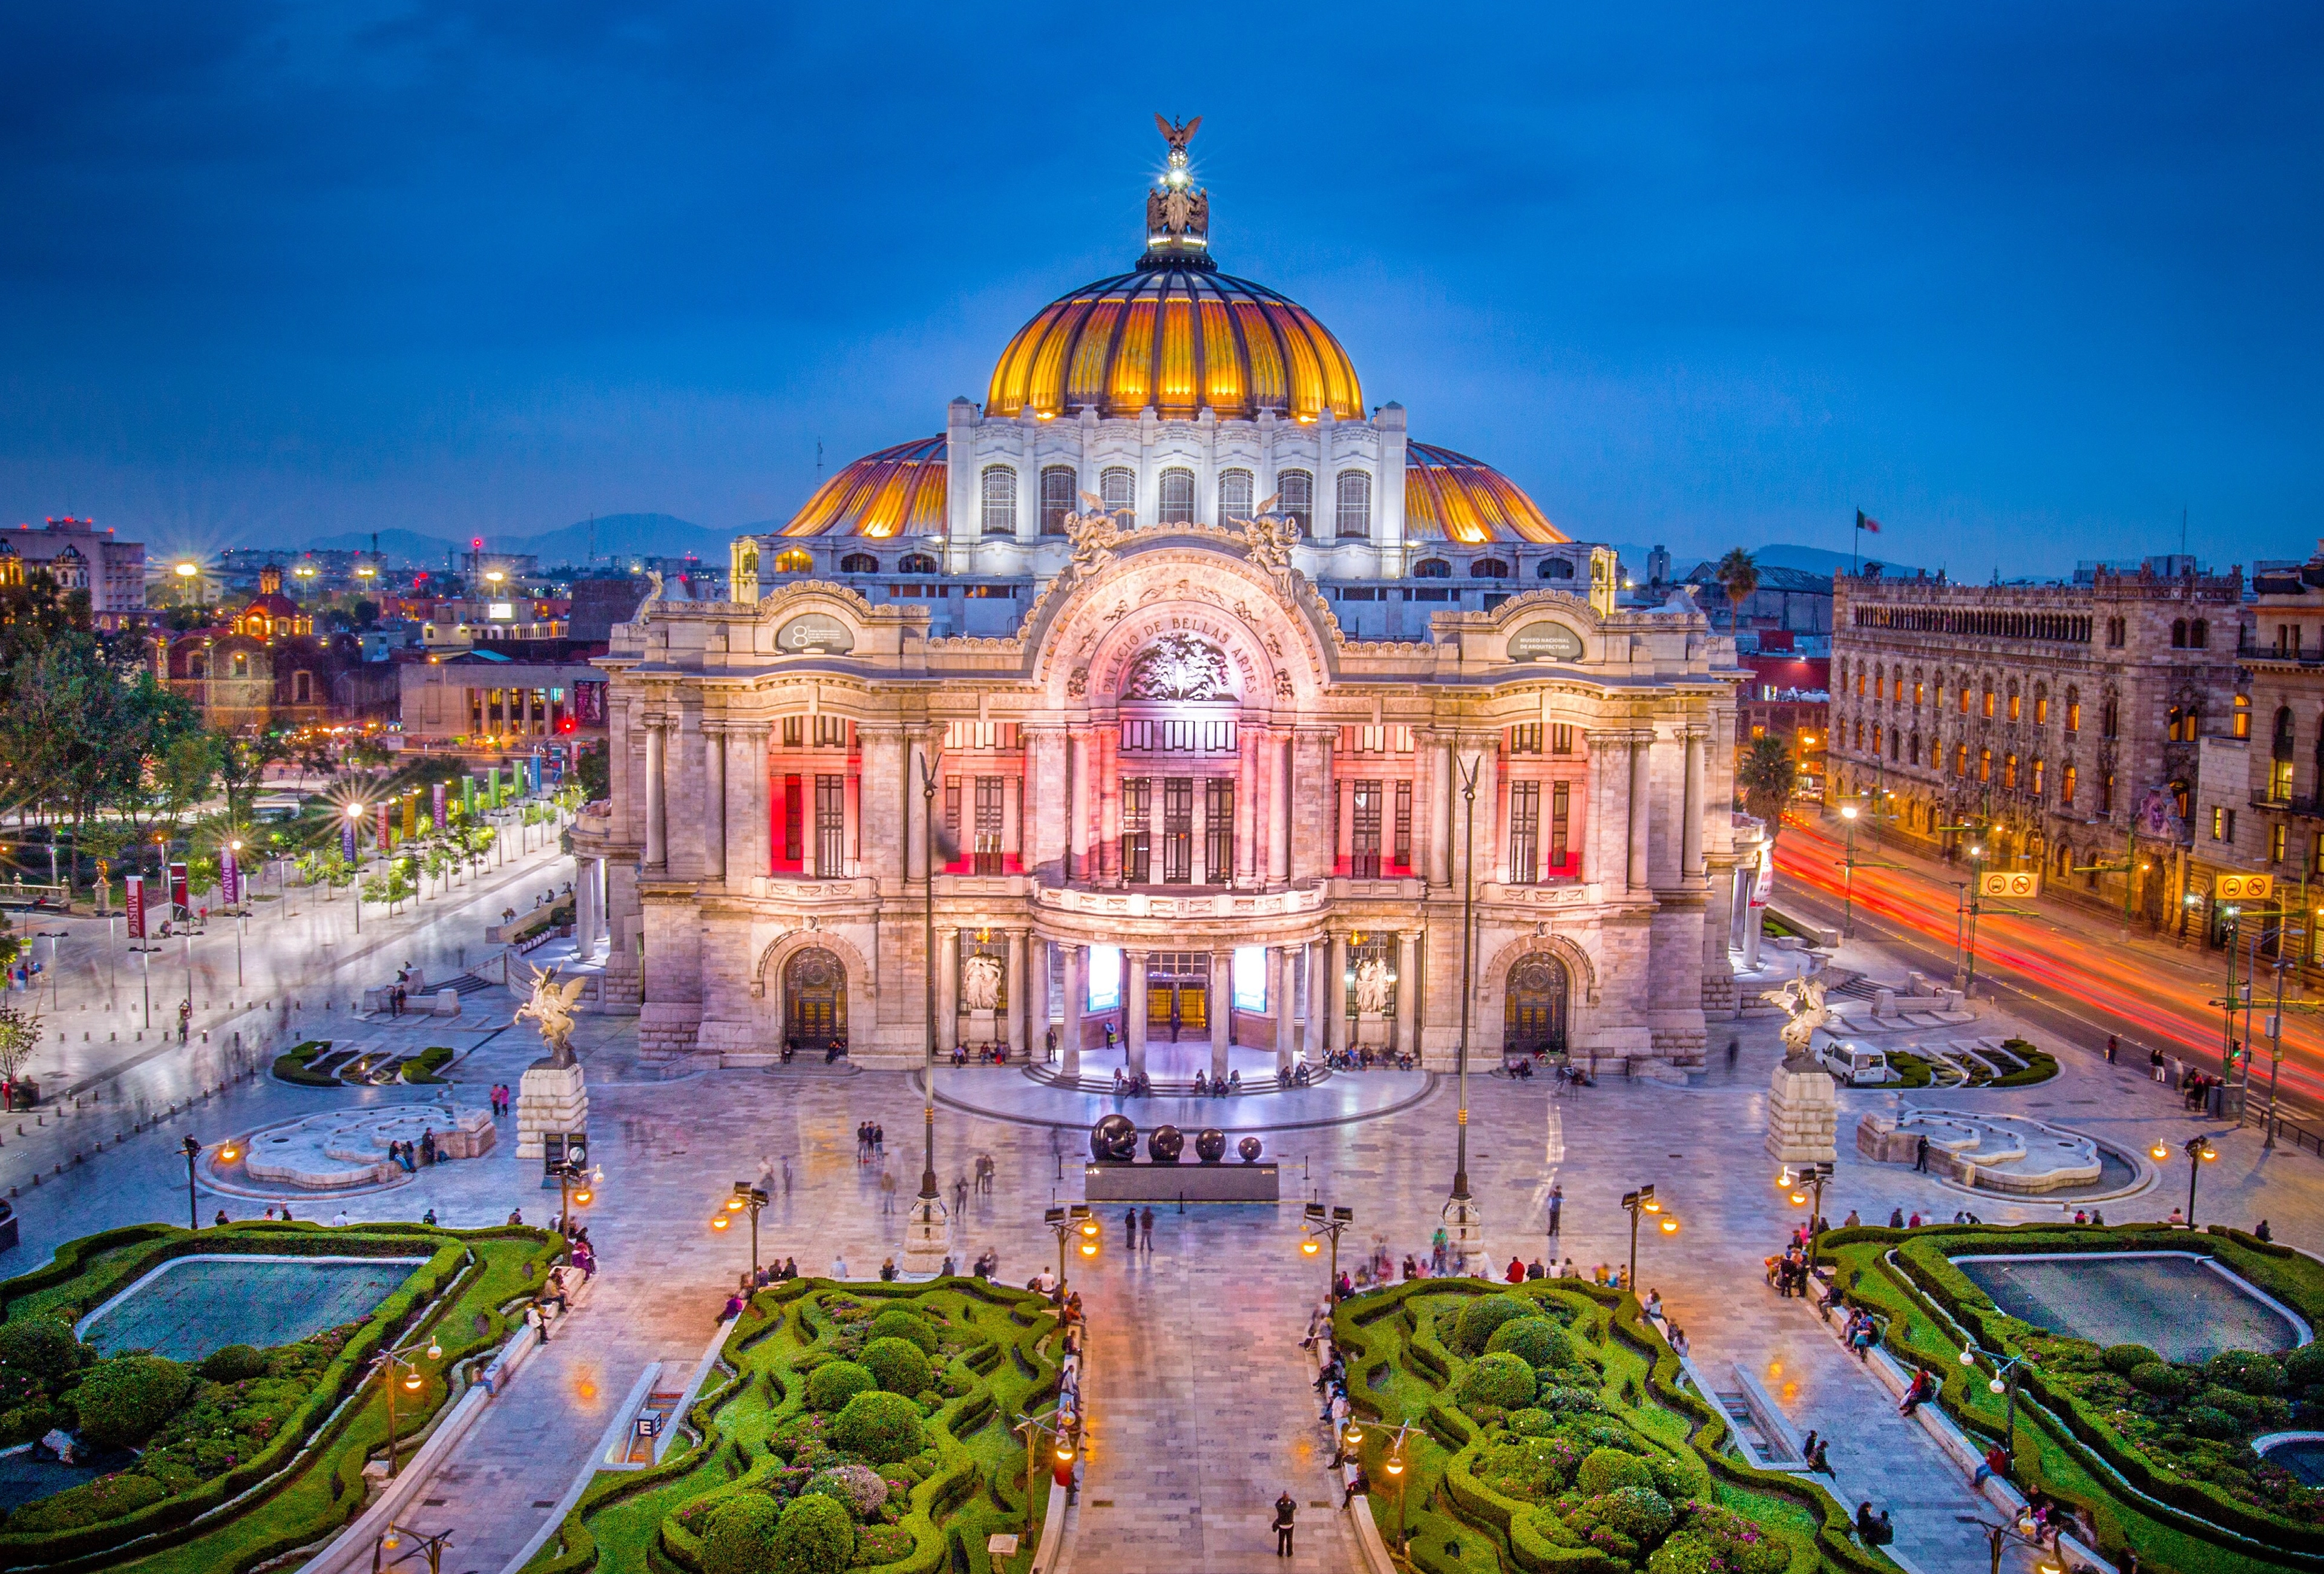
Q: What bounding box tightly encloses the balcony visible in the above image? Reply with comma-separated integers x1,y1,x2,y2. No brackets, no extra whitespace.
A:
2239,638,2324,665
2250,793,2324,820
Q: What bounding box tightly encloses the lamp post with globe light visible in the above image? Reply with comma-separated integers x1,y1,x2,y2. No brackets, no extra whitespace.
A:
1620,1185,1678,1302
904,751,948,1268
1955,1339,2037,1474
1954,1515,2061,1574
1839,803,1860,938
1302,1202,1353,1301
371,1524,454,1574
1443,753,1483,1271
2150,1134,2217,1224
370,1336,443,1479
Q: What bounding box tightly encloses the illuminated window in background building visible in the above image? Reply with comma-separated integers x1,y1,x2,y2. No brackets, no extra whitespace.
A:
1158,467,1195,524
979,466,1017,538
1979,747,1992,783
1277,469,1313,534
774,548,812,574
1233,944,1268,1012
2236,695,2253,739
2003,752,2017,790
2061,764,2076,806
1100,466,1135,519
1086,946,1122,1012
2030,757,2044,795
2007,688,2021,722
2271,823,2288,863
2065,689,2080,733
1982,685,1995,719
1040,467,1076,536
1218,467,1254,521
1335,470,1371,539
2034,692,2048,725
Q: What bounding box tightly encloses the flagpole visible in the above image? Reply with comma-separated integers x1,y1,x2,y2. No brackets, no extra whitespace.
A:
1852,509,1860,576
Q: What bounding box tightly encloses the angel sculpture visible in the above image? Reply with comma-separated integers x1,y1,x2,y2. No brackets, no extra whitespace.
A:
515,964,589,1068
1230,495,1302,578
1063,491,1129,576
1759,973,1834,1069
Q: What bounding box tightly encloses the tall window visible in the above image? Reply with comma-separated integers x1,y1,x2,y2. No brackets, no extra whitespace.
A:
1550,780,1571,872
1204,779,1234,882
2030,757,2044,796
2099,772,2114,814
1278,469,1313,534
2271,823,2288,864
1158,467,1195,524
2271,707,2297,802
1349,780,1384,878
1394,780,1413,868
1160,777,1193,883
1100,466,1135,519
1978,747,1992,783
979,466,1016,538
2061,763,2076,806
1040,466,1076,535
1509,724,1543,754
814,774,845,878
1218,467,1254,521
1982,684,1995,718
2065,688,2080,733
2101,697,2119,738
1335,470,1372,539
1121,778,1152,883
1509,782,1541,884
973,776,1004,875
2107,616,2125,647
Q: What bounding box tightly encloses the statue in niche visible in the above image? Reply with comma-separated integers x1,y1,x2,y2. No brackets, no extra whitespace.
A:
1124,634,1233,701
1353,957,1393,1017
961,952,1003,1013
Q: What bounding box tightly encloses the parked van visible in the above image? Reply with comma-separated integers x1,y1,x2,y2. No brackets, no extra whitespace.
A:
1817,1042,1896,1085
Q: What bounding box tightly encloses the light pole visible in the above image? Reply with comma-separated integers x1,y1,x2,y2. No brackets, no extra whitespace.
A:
1012,1408,1075,1535
1782,1161,1834,1269
346,803,366,935
1954,1515,2061,1574
2149,1134,2217,1225
906,751,947,1266
1379,1420,1416,1556
1839,803,1860,938
1301,1202,1354,1300
181,1134,202,1229
36,930,67,1015
1955,1340,2035,1459
372,1524,455,1574
548,1139,594,1236
370,1335,442,1478
1445,753,1482,1270
1619,1185,1677,1299
717,1180,769,1283
1043,1204,1095,1299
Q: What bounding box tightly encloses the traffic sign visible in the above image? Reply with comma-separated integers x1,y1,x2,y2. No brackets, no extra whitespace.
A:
2215,873,2274,902
1979,871,2041,899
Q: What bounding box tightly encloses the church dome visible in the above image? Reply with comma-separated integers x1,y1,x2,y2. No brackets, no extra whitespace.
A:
986,265,1363,424
1402,443,1567,545
777,435,948,539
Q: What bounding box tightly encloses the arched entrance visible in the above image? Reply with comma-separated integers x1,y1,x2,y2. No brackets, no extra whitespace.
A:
1146,952,1209,1042
784,947,848,1055
1503,953,1569,1056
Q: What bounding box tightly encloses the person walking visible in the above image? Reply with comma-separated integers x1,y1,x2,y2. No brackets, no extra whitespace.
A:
953,1173,970,1214
2105,1034,2118,1064
1547,1183,1563,1239
1914,1134,1930,1173
1272,1492,1297,1556
1140,1206,1155,1251
879,1169,898,1214
781,1154,792,1196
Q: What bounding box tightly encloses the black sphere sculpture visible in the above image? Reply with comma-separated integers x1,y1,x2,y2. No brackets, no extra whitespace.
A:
1195,1127,1227,1164
1090,1113,1138,1163
1238,1135,1263,1164
1148,1125,1184,1163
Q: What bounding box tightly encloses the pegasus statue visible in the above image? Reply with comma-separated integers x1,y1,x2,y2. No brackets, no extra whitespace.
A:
1759,972,1833,1069
516,964,588,1069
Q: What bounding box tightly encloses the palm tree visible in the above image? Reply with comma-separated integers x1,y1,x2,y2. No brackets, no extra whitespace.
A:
1713,547,1759,633
1736,734,1800,843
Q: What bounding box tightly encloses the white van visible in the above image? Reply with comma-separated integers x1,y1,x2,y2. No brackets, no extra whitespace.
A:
1818,1042,1897,1085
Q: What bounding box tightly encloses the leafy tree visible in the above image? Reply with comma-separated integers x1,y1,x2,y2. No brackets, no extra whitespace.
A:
214,731,287,826
1713,548,1759,633
1736,734,1800,843
575,746,609,802
0,1003,41,1106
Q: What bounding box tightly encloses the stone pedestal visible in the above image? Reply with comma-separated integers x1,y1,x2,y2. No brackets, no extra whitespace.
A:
968,1009,998,1048
1765,1058,1838,1165
1442,1193,1486,1276
1354,1012,1391,1049
901,1191,950,1270
516,1061,588,1160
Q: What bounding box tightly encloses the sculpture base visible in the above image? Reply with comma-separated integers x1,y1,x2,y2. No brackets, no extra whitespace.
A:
1442,1193,1486,1276
901,1194,951,1268
1083,1162,1279,1204
516,1061,588,1160
1765,1059,1839,1165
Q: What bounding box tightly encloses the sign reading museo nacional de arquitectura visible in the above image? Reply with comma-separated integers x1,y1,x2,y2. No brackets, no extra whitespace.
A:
566,120,1761,1084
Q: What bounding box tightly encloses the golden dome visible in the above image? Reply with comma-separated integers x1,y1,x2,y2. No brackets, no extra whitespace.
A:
987,264,1363,423
776,436,947,539
1402,443,1567,545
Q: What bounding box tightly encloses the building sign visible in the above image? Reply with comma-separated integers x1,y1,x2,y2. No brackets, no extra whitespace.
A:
1508,621,1584,662
1979,871,2041,899
776,613,855,654
487,602,515,621
2216,872,2273,902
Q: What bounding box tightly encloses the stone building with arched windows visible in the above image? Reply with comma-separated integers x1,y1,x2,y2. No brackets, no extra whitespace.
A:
570,125,1754,1074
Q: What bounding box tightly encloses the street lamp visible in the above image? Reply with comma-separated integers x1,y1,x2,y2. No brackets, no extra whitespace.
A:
181,1134,203,1230
372,1524,455,1574
1954,1515,2061,1574
1446,753,1484,1271
1302,1202,1354,1300
1838,803,1860,938
173,559,202,608
720,1180,769,1284
2148,1134,2217,1225
1956,1342,2035,1458
345,803,366,934
35,930,67,1015
1619,1185,1678,1300
1378,1420,1416,1555
369,1337,442,1479
547,1139,594,1235
905,752,947,1268
1043,1205,1093,1298
1780,1161,1835,1269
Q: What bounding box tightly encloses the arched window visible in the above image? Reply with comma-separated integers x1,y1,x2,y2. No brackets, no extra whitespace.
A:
2234,694,2252,738
979,466,1016,538
1538,558,1575,579
773,548,813,574
1955,742,1969,777
2033,685,2048,725
2006,681,2021,722
2171,618,2188,648
2270,706,2298,800
839,552,878,575
2064,687,2080,733
2102,696,2119,738
2030,757,2044,795
1334,470,1372,538
2062,763,2076,806
1471,558,1510,579
898,552,938,575
1413,558,1451,579
1218,467,1254,521
1981,683,1995,719
1908,733,1921,765
230,652,249,678
2191,618,2210,648
1040,466,1076,536
1978,746,1992,783
1100,466,1135,519
1158,467,1195,524
1276,469,1313,534
2099,772,2114,814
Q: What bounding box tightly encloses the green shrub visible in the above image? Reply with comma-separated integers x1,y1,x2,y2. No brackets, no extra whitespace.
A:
2182,1405,2241,1441
71,1355,193,1447
0,1401,56,1445
772,1491,855,1574
197,1344,270,1383
1677,1503,1790,1574
803,1462,888,1519
1457,1351,1537,1411
2203,1349,2285,1395
0,1317,87,1382
2,1466,170,1532
829,1389,924,1464
803,1359,875,1412
2285,1343,2324,1390
1451,1294,1532,1355
1486,1316,1575,1370
2126,1361,2190,1397
1576,1446,1654,1497
858,1336,931,1397
2101,1343,2156,1375
865,1309,940,1352
1506,1406,1556,1437
1591,1484,1676,1541
702,1490,781,1574
1648,1531,1723,1574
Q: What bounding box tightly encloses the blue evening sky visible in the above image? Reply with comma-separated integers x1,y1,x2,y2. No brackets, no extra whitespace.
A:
0,3,2316,575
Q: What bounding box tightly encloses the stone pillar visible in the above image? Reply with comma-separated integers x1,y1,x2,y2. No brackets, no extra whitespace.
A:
1272,946,1293,1071
1292,730,1337,881
703,724,727,882
1396,930,1420,1055
1324,931,1347,1057
726,726,769,889
1235,731,1258,886
1124,948,1149,1078
1627,731,1653,892
643,719,668,869
575,857,600,956
1210,948,1233,1078
1270,735,1292,884
1304,939,1322,1058
1067,729,1091,881
1061,943,1084,1081
936,927,958,1052
1430,735,1456,887
1027,728,1066,878
1005,929,1027,1059
1682,729,1706,879
1097,728,1121,883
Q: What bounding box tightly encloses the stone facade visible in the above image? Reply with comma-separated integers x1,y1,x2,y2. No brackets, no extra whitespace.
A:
1828,564,2247,928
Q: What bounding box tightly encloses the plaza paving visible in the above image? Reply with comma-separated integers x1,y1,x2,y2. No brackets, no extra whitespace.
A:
4,892,2320,1573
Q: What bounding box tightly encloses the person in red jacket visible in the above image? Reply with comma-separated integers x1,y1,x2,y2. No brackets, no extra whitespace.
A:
1505,1256,1526,1284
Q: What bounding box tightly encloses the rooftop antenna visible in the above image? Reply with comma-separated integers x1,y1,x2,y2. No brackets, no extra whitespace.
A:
816,440,824,483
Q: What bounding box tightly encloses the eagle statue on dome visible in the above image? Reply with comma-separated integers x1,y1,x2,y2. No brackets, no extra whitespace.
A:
1065,491,1129,576
1147,114,1209,245
1155,113,1200,153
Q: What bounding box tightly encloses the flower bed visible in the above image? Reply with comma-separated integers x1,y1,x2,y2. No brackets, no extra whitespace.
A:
0,1220,558,1574
1331,1279,1897,1574
1817,1222,2324,1574
519,1279,1062,1574
269,1040,336,1087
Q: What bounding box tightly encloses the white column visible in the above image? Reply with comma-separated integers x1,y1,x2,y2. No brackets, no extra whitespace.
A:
1272,946,1292,1070
1210,948,1232,1078
1682,728,1706,879
704,724,727,882
1124,949,1149,1078
1324,931,1347,1056
1627,732,1653,892
1068,730,1091,881
1431,736,1456,887
1062,943,1084,1080
644,720,667,869
1304,939,1322,1058
1396,930,1419,1056
1006,930,1027,1059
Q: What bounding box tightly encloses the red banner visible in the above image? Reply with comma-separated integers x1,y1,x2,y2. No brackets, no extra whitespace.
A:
377,803,392,851
125,875,145,939
168,861,189,917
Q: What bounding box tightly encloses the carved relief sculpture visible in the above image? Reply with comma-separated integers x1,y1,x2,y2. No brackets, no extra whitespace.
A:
961,952,1003,1013
1123,634,1234,700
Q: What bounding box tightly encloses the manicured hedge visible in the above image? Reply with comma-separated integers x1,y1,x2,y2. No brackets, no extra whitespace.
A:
270,1040,336,1087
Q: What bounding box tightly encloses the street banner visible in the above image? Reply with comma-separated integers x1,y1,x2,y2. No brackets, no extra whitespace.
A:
529,753,542,793
220,845,240,906
404,794,417,838
377,803,392,851
462,774,475,814
488,766,501,807
341,817,358,863
125,874,146,939
433,780,447,830
168,861,189,917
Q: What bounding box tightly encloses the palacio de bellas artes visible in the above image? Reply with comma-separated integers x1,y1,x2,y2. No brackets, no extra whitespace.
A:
579,120,1755,1081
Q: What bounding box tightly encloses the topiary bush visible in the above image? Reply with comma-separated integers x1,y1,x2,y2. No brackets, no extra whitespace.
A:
858,1335,932,1397
803,1463,888,1520
196,1344,270,1383
1592,1483,1677,1541
2203,1349,2285,1395
702,1491,781,1574
772,1491,855,1574
2181,1405,2241,1441
1576,1445,1655,1497
70,1355,193,1447
1487,1316,1576,1371
1451,1294,1532,1356
1456,1351,1537,1411
2285,1343,2324,1391
1506,1407,1557,1437
2127,1361,2191,1397
865,1309,940,1352
0,1318,88,1383
803,1358,876,1412
829,1389,924,1464
2101,1343,2157,1375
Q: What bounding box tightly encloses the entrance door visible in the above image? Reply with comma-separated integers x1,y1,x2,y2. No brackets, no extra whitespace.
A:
1146,952,1209,1042
784,947,849,1055
1503,953,1568,1056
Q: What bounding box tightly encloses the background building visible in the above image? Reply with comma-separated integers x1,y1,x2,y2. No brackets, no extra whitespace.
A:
4,518,146,628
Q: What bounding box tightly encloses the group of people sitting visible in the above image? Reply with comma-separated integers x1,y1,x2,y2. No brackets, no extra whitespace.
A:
1109,1068,1154,1095
1190,1069,1241,1096
1839,1305,1882,1360
384,1131,442,1171
780,1038,849,1064
1319,1046,1417,1071
1279,1061,1318,1087
949,1041,1013,1066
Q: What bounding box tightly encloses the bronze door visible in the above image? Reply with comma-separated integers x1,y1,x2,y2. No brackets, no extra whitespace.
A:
784,947,848,1052
1503,953,1568,1055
